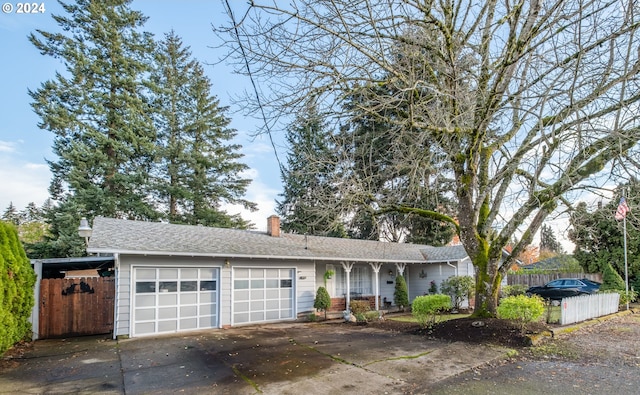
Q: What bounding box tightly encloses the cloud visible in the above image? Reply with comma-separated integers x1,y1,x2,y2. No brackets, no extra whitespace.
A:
221,168,280,231
0,157,50,210
0,141,17,153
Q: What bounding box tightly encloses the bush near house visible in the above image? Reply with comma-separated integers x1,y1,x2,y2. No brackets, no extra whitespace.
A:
314,286,331,319
440,275,474,310
412,294,451,327
394,275,409,309
1,221,37,354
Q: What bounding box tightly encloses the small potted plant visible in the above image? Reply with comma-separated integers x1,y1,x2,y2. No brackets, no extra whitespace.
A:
429,280,438,294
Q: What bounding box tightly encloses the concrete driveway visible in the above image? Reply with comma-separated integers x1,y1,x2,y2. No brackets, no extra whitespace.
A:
0,321,508,394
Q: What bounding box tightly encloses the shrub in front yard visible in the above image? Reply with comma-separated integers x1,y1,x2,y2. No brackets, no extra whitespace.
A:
412,294,451,327
394,275,409,309
314,286,331,319
1,221,37,355
440,275,474,310
497,295,545,332
349,300,371,315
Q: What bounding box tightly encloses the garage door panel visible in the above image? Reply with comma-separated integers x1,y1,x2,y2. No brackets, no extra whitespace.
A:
137,295,155,307
133,267,219,337
266,311,280,320
136,308,155,320
159,307,177,319
159,294,177,305
181,306,197,316
136,322,154,334
233,268,294,325
181,318,197,330
158,321,177,332
159,269,178,279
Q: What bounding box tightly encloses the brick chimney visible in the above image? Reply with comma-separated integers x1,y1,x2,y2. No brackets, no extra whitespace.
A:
267,215,281,237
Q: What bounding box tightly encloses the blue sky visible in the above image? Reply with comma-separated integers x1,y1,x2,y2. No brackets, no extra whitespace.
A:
0,1,283,230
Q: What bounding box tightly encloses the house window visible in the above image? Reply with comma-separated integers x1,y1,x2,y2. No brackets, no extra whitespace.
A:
336,266,372,296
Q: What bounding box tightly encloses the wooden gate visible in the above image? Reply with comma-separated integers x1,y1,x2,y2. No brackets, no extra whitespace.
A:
39,277,115,338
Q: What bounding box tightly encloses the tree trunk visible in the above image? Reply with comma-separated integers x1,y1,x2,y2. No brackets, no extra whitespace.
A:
472,256,503,318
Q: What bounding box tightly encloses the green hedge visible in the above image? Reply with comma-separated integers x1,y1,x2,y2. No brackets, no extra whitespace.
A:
1,221,36,354
412,294,451,327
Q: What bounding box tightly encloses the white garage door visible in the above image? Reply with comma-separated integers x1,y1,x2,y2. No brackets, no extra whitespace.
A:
133,267,219,336
233,268,294,325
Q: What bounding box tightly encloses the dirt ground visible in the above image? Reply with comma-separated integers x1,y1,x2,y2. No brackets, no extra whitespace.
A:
369,313,549,348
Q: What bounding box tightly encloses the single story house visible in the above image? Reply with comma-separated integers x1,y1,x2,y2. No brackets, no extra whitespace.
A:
82,215,474,338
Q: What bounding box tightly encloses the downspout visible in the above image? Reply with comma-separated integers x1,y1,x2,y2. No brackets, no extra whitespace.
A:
112,253,120,340
447,261,458,276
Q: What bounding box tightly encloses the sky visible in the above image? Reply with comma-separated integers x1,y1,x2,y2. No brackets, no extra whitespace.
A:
0,1,283,231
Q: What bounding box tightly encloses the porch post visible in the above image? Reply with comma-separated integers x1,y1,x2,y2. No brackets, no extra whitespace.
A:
341,261,354,312
395,262,406,276
369,262,383,310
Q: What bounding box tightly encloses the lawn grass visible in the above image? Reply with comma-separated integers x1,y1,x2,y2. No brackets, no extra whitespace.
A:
387,313,471,323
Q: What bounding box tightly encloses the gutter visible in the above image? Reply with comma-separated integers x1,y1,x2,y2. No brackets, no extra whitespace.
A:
85,248,429,265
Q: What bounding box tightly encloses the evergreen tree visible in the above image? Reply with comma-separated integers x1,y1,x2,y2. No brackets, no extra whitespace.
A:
393,275,409,310
276,104,344,236
1,203,19,225
313,286,331,319
151,31,255,228
29,0,159,257
540,224,564,254
569,182,639,285
0,221,36,354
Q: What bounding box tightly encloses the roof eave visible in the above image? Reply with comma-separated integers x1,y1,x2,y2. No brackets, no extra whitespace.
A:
86,247,429,264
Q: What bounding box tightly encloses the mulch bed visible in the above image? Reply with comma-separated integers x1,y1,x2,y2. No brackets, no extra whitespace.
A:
367,315,550,347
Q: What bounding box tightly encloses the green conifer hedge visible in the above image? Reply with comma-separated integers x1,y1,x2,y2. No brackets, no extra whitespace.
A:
1,221,36,354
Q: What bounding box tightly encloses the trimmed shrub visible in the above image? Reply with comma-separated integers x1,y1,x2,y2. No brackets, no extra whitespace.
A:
601,262,626,291
412,294,451,327
440,275,474,310
314,286,331,319
394,275,409,309
349,300,370,315
1,221,36,355
497,295,545,333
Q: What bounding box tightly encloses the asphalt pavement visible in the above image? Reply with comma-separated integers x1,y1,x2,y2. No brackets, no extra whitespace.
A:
0,321,509,395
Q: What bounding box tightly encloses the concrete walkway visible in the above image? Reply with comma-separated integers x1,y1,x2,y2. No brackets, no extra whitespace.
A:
0,321,509,394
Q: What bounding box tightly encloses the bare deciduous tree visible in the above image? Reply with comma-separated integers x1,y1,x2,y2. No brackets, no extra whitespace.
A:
219,0,640,316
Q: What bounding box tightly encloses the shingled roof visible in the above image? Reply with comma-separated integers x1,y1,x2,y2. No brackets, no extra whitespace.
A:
87,217,469,264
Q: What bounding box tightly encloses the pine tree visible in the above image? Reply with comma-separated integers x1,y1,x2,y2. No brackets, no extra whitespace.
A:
1,203,19,225
540,224,563,254
29,0,159,257
151,31,255,228
276,104,345,236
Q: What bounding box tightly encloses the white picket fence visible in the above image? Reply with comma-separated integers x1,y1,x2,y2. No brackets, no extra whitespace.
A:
560,292,620,325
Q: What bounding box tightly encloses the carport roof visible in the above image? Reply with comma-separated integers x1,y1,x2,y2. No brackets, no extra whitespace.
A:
87,217,468,264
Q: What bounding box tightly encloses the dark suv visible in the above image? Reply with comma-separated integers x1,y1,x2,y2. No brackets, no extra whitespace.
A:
526,278,601,300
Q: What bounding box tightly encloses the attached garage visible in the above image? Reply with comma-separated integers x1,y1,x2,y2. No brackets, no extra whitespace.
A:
232,267,295,325
132,267,219,336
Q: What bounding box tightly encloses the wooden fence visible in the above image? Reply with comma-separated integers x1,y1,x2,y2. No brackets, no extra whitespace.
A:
39,277,115,338
507,272,602,287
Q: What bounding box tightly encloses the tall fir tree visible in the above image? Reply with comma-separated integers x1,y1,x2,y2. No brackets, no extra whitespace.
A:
151,31,255,228
29,0,159,256
276,104,345,236
539,224,564,255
